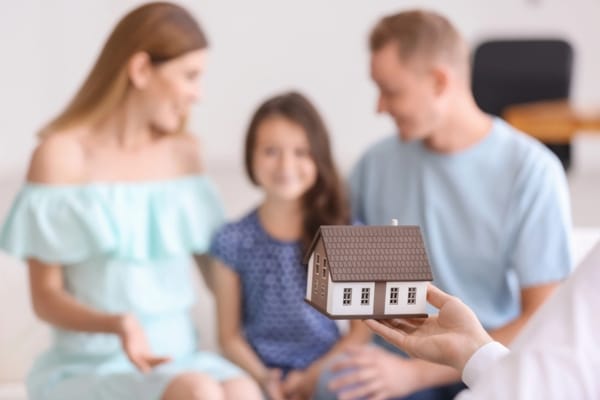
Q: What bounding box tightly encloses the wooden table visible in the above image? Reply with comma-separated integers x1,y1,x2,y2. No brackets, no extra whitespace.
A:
503,99,600,143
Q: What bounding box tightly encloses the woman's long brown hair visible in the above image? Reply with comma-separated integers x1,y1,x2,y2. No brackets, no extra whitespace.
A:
40,2,208,136
244,91,351,253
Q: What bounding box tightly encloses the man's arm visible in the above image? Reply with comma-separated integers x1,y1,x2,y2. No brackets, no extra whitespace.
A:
487,282,559,343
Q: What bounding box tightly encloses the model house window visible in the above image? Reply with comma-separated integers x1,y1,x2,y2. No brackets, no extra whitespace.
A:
389,287,399,305
320,286,325,298
343,288,352,305
361,288,370,305
315,253,320,273
313,278,319,294
407,287,417,305
323,258,328,278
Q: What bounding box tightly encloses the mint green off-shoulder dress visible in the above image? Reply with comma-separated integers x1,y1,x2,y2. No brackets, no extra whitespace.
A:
0,176,244,400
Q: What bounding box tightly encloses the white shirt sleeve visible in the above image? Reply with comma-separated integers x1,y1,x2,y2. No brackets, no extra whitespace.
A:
461,341,509,388
455,347,600,400
454,242,600,400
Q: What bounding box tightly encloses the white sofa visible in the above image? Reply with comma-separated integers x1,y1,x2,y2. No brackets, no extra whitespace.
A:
1,167,598,400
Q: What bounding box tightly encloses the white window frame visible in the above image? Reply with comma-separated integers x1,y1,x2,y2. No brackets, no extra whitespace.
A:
361,287,370,305
407,287,417,305
343,288,352,305
389,287,399,305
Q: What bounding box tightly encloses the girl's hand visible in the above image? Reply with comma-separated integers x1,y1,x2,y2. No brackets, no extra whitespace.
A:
261,368,286,400
116,314,172,373
282,369,312,400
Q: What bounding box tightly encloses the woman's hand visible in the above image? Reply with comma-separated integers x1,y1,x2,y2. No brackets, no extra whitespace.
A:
115,314,172,373
365,284,493,371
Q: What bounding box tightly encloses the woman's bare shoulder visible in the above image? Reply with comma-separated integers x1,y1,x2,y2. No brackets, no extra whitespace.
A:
27,131,86,184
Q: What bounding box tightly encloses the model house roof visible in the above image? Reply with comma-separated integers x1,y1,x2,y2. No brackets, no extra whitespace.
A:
303,225,433,282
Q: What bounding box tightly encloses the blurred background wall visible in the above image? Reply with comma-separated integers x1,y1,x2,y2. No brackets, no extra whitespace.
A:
2,0,600,222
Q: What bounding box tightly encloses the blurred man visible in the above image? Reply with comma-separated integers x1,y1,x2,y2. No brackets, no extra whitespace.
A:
325,9,572,400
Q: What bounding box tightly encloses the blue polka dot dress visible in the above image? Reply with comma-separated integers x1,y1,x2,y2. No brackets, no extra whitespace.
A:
210,209,341,372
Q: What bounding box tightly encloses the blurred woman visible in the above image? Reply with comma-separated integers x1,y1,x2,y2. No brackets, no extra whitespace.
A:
0,3,262,399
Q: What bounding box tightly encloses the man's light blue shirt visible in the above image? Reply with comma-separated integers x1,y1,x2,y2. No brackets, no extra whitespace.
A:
349,118,572,329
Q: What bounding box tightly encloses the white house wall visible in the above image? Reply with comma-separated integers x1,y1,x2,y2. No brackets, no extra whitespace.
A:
306,253,314,299
328,281,375,315
384,282,428,315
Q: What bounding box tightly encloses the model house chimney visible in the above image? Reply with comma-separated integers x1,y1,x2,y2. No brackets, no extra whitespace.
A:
391,219,398,226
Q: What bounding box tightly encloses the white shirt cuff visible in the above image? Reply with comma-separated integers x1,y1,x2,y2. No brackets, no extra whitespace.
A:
462,341,510,388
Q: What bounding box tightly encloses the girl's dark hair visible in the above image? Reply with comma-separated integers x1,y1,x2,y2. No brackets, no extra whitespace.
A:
244,91,351,252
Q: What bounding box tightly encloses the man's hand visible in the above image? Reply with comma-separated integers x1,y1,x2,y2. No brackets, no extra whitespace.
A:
365,284,493,371
328,345,420,400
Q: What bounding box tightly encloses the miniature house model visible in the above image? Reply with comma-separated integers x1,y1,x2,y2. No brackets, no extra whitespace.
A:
303,223,433,319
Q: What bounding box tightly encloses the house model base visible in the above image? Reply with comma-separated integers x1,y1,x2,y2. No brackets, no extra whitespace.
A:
305,298,427,320
303,224,434,320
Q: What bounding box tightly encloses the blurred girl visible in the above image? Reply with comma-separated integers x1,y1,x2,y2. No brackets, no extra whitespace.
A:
0,3,261,400
210,92,371,400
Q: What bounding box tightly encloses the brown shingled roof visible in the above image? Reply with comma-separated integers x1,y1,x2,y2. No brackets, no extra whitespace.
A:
303,225,433,282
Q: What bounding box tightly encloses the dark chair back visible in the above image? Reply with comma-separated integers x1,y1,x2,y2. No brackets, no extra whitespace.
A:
471,39,574,168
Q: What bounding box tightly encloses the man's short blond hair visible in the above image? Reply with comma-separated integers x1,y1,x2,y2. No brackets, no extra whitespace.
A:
370,10,469,75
